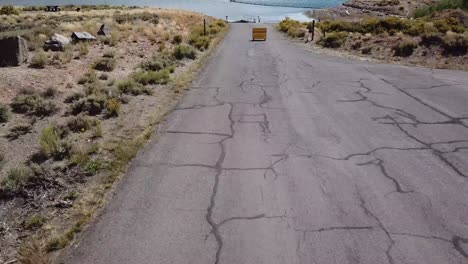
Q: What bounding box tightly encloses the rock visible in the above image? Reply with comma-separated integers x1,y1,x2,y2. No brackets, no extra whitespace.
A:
0,36,29,67
44,33,70,51
97,24,111,37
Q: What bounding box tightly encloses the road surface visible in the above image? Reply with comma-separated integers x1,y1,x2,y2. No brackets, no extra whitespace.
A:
64,24,468,264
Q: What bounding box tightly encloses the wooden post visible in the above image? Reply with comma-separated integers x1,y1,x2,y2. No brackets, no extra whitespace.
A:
311,20,315,41
204,19,206,36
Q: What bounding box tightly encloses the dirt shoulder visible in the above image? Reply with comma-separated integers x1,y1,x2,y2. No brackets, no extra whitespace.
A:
0,6,228,263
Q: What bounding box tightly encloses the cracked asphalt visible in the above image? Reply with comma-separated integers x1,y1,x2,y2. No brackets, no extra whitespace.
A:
64,24,468,264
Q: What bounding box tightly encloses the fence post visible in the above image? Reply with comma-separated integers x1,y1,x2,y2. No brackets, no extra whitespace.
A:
204,19,206,36
311,20,315,41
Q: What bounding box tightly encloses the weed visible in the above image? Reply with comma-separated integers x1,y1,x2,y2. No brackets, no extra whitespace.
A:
17,239,50,264
1,166,33,192
39,124,71,159
106,98,121,117
0,103,10,123
7,123,32,140
131,69,170,86
394,40,418,56
173,44,196,60
30,51,48,69
24,215,47,230
42,87,58,98
77,70,98,85
77,42,89,57
93,57,116,72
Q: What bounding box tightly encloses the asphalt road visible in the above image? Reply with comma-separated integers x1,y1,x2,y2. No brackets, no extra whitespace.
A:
64,24,468,264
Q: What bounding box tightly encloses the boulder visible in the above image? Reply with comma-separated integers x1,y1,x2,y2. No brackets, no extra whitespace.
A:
0,36,29,67
44,33,70,51
97,24,111,37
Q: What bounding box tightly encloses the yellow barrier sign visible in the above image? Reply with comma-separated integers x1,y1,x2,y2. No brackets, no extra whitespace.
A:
252,28,267,41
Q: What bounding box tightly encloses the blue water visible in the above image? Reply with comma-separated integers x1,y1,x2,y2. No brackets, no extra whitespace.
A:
0,0,345,22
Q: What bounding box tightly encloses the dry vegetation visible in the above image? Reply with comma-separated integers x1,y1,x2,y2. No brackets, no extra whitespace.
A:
278,2,468,70
0,5,228,263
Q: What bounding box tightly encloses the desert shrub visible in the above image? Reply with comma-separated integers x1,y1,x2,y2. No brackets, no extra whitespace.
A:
208,24,220,35
394,40,418,56
420,32,444,46
78,70,98,85
379,17,410,31
172,34,183,44
189,34,211,51
278,18,303,33
434,18,465,34
403,21,437,36
70,94,107,115
319,32,348,48
67,115,101,132
173,44,196,60
141,54,174,71
39,124,71,159
30,51,48,69
0,5,20,15
106,98,121,117
99,73,109,80
65,92,85,103
103,50,116,58
1,166,33,192
413,0,468,18
132,69,170,86
42,86,57,98
11,91,57,117
216,19,227,28
115,12,159,24
93,57,116,72
443,32,468,55
117,79,152,95
24,215,47,230
0,103,10,123
7,123,32,140
77,42,89,56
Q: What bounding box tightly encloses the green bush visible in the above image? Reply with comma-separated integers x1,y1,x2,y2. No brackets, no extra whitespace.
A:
443,32,468,55
40,124,71,159
319,32,348,48
189,35,211,51
394,40,418,56
173,44,196,60
106,98,121,117
67,115,101,132
0,5,20,15
404,21,437,36
93,57,116,72
1,166,33,192
30,51,48,69
0,103,10,123
131,69,170,86
216,19,227,28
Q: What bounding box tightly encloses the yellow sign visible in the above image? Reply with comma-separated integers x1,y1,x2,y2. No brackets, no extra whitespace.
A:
252,28,267,41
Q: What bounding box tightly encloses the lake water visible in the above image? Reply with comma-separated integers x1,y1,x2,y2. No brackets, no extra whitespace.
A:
0,0,345,22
